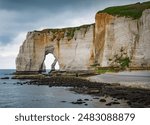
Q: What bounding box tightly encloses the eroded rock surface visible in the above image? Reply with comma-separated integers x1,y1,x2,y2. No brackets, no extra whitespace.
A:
16,25,95,73
95,9,150,68
16,9,150,73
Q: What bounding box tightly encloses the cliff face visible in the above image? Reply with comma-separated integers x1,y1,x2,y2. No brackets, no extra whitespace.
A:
94,13,114,64
95,9,150,68
16,8,150,72
16,25,95,72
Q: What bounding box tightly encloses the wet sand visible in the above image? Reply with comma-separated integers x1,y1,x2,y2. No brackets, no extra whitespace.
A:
88,71,150,89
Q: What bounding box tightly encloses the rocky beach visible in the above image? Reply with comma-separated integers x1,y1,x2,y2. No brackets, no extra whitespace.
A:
12,73,150,108
1,1,150,108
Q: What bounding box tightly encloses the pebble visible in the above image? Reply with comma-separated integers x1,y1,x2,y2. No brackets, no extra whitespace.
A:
99,99,106,102
1,77,9,79
84,99,89,101
106,103,112,106
77,99,82,102
84,104,88,106
71,101,83,105
112,102,120,104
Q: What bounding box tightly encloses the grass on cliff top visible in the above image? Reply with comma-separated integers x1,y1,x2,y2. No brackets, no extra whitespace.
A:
38,24,94,40
97,1,150,19
41,24,94,33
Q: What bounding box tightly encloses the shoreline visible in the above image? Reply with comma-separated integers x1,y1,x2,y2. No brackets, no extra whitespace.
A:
13,76,150,108
87,71,150,89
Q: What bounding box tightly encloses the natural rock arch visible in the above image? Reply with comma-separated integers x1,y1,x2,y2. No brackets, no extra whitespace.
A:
16,25,95,73
42,46,59,71
16,8,150,73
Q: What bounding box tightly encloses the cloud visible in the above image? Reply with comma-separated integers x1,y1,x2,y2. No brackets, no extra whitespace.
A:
0,32,26,57
0,56,16,69
0,0,98,11
0,0,148,69
0,32,26,69
0,0,147,45
0,0,102,45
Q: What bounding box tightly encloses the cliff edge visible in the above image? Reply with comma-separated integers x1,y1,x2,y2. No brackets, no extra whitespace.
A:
16,24,95,73
16,2,150,73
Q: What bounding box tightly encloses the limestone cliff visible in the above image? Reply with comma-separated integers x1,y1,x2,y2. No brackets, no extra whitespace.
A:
16,2,150,73
95,9,150,68
16,25,95,72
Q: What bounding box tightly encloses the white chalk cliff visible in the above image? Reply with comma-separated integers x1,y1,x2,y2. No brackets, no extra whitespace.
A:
16,8,150,73
16,25,95,72
95,9,150,68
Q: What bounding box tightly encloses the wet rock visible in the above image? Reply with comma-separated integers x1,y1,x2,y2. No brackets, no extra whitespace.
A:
106,103,112,106
84,99,89,101
1,77,9,79
100,99,106,102
77,99,82,102
71,99,86,105
127,101,132,105
2,82,7,84
71,101,83,105
17,82,21,84
112,102,120,104
49,85,52,87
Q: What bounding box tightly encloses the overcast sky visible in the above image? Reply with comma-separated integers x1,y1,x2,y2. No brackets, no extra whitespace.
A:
0,0,148,69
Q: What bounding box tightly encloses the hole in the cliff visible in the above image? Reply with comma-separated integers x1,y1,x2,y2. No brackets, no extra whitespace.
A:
44,53,60,73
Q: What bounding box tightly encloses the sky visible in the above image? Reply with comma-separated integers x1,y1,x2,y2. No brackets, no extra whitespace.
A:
0,0,148,69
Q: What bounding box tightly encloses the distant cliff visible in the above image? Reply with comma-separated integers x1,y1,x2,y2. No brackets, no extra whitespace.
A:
16,2,150,73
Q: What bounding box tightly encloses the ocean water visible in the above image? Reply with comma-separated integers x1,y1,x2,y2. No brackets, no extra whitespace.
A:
0,69,95,108
0,69,129,108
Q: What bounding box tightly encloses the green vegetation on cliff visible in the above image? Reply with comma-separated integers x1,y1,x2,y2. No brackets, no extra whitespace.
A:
66,24,93,40
96,68,115,74
98,1,150,19
40,24,93,41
